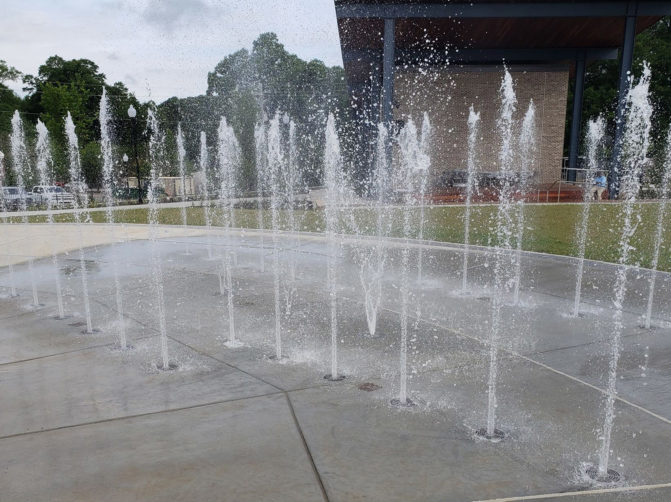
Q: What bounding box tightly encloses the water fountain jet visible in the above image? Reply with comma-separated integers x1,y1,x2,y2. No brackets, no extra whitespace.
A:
462,106,480,292
216,117,241,349
11,112,41,307
572,117,606,318
643,127,671,329
65,112,96,334
483,69,517,438
35,119,66,319
594,62,653,481
147,109,174,370
100,89,127,347
176,123,190,255
323,113,345,381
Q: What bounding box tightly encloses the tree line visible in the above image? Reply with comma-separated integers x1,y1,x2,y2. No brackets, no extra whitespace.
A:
0,33,349,192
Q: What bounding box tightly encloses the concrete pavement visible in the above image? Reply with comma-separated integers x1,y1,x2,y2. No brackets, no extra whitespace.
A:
0,223,670,501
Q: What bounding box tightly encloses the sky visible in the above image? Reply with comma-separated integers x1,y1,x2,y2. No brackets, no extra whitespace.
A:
0,0,343,102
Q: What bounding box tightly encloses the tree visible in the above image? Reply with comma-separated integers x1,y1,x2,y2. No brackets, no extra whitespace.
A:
566,16,671,174
0,60,21,85
204,33,350,188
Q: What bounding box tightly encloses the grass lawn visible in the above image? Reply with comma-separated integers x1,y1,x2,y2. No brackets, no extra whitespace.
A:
6,202,671,272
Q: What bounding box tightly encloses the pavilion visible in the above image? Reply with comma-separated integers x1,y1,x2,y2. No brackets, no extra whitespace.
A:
334,0,671,195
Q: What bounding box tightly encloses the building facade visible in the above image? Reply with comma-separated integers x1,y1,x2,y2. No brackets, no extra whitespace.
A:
335,1,671,193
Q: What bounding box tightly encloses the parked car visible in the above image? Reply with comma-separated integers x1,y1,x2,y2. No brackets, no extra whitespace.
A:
0,186,33,210
31,185,76,207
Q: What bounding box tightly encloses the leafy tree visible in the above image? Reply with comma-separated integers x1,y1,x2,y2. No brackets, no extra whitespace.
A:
566,16,671,180
0,60,22,142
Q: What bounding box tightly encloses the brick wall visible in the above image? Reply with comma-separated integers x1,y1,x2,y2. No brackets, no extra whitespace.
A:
393,65,569,187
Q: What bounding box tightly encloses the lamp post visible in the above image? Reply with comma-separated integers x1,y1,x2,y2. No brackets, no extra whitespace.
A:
0,150,5,211
0,150,5,184
122,153,129,189
127,105,143,204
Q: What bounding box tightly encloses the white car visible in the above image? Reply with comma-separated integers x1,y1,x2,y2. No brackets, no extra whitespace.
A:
31,186,76,208
1,186,33,211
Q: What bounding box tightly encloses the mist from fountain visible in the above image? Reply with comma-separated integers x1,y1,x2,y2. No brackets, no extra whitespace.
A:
573,117,606,318
462,106,481,291
64,112,94,334
200,131,214,260
414,114,431,327
395,117,430,405
254,121,268,272
355,123,391,337
0,151,18,297
35,119,65,319
267,114,284,358
283,118,299,316
416,113,432,285
147,109,172,369
324,113,345,380
100,89,127,348
216,116,241,348
512,100,536,305
10,112,39,305
597,63,653,479
483,69,517,439
644,128,671,329
176,123,190,255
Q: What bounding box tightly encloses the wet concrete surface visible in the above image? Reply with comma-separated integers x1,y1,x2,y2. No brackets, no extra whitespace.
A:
0,224,670,501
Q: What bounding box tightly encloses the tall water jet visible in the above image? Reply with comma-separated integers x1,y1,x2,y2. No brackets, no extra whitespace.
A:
199,131,214,260
479,69,517,440
0,149,18,297
462,106,480,291
267,114,284,358
147,109,173,370
283,118,299,315
512,100,536,305
394,117,429,405
416,112,432,287
358,123,391,337
176,123,190,254
216,116,240,348
254,120,267,272
413,114,431,329
100,89,127,348
572,117,606,318
35,119,66,319
643,128,671,329
323,113,345,380
11,112,40,306
64,112,94,334
595,64,653,482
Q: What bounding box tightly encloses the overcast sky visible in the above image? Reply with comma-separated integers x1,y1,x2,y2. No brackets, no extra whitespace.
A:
0,0,343,102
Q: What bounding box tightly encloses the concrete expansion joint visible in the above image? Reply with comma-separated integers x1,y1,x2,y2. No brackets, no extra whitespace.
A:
338,292,671,428
472,480,671,501
0,390,284,443
166,335,329,500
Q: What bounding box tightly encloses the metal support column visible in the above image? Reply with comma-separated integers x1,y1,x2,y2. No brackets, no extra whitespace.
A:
610,5,637,198
568,51,586,182
382,18,395,125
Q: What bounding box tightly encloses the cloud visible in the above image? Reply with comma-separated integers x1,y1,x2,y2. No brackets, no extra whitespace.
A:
0,0,343,102
142,0,214,31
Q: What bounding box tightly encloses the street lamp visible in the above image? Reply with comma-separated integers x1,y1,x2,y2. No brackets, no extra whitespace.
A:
122,153,129,188
0,150,4,212
127,105,143,204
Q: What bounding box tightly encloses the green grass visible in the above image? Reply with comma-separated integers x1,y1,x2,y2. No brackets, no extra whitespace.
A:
5,202,671,272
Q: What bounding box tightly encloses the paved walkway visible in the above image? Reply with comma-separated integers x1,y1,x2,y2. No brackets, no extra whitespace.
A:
0,224,670,500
